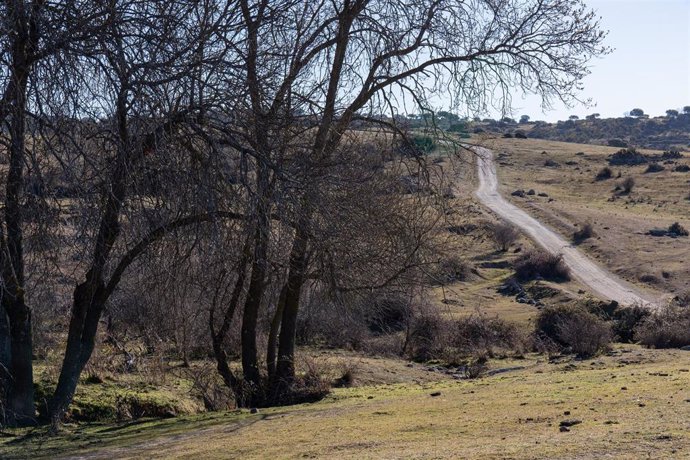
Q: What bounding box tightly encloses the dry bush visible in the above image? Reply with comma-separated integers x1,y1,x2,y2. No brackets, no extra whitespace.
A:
178,364,235,412
450,314,527,358
274,357,331,406
573,222,594,243
366,294,414,334
536,304,612,357
612,304,651,343
644,163,665,173
635,304,690,348
595,167,613,181
426,255,472,285
491,221,520,252
557,313,612,358
404,310,526,363
621,176,636,193
668,222,688,237
296,294,369,350
403,308,446,362
514,249,570,281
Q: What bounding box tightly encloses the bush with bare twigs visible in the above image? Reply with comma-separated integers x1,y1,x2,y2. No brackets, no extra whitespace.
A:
514,250,570,281
491,221,521,252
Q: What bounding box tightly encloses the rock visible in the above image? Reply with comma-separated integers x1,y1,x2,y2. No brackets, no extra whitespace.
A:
498,278,524,296
559,419,582,427
250,407,259,414
559,426,570,432
527,189,536,195
563,411,571,416
430,391,442,397
511,189,526,197
538,192,549,197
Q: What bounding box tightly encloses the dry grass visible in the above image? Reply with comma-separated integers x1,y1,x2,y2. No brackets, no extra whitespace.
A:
5,345,689,459
482,137,690,299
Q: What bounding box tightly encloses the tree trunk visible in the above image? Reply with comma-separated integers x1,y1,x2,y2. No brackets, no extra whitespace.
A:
3,298,34,426
272,226,309,398
240,249,266,405
266,284,287,381
1,1,34,425
49,278,106,425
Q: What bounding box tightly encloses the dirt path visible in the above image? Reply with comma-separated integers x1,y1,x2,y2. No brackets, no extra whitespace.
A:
473,146,659,307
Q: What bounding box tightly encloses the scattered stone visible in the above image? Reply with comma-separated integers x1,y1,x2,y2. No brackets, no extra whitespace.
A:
563,411,571,416
638,403,646,407
250,408,259,414
430,391,442,397
527,189,536,195
559,426,570,432
538,192,549,197
511,189,526,197
621,387,627,391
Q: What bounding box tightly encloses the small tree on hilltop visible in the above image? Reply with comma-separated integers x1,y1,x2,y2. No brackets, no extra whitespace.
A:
630,108,645,117
520,115,530,124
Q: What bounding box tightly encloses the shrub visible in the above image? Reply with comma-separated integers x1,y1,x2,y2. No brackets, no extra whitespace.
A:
296,294,369,350
557,313,612,358
535,304,612,358
635,304,690,348
491,221,520,252
573,223,594,242
668,222,689,237
514,130,527,139
595,167,613,181
412,135,435,153
621,176,635,193
514,249,570,281
451,314,526,358
661,150,683,160
404,310,446,362
612,304,651,343
608,139,628,148
427,255,472,285
644,163,664,173
366,294,414,334
608,148,647,166
544,159,560,167
503,132,513,138
273,358,332,406
674,164,690,172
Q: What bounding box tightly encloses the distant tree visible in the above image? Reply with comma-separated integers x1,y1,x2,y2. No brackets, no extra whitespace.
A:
666,109,679,118
519,115,531,124
630,108,645,117
586,113,600,120
501,117,516,124
569,115,579,121
684,106,690,115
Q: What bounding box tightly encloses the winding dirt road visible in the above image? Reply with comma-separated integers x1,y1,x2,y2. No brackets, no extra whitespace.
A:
473,146,658,307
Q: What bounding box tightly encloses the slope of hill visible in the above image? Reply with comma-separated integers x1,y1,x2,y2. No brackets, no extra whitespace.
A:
526,115,690,151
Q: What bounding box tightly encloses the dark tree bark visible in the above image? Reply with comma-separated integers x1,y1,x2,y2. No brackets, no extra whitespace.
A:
0,0,40,426
272,225,309,398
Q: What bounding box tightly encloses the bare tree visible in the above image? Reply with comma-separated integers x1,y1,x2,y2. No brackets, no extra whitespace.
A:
209,0,608,404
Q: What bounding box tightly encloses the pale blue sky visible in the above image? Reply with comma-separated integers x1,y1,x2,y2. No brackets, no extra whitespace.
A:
507,0,690,121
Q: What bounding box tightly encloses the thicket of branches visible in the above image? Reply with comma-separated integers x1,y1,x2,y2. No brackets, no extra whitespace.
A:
0,0,607,427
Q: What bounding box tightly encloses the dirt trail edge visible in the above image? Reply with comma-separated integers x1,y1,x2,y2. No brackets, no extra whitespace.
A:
473,146,659,307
